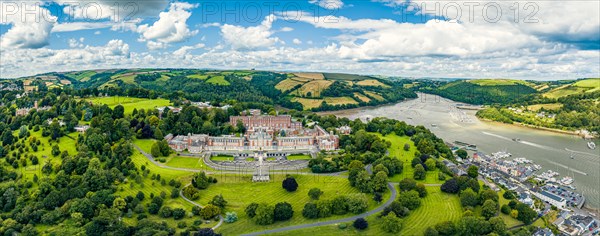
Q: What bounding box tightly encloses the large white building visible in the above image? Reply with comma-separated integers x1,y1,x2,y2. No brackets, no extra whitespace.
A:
532,190,566,209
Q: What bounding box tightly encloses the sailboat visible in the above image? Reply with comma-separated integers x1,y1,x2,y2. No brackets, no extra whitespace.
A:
588,141,596,150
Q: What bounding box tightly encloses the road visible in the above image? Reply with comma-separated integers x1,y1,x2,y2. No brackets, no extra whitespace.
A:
242,182,398,236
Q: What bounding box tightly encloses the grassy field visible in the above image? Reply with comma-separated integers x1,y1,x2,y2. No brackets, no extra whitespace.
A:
211,155,235,161
544,78,600,98
275,78,305,92
206,75,230,85
269,186,461,236
324,97,359,106
200,175,387,235
527,103,563,111
292,97,324,110
293,80,334,97
353,93,371,103
187,74,209,80
294,73,324,80
498,189,523,228
468,79,534,87
364,91,384,101
355,79,390,88
287,154,311,160
84,96,171,114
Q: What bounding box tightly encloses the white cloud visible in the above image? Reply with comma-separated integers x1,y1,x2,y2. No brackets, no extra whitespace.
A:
56,0,168,21
0,2,57,49
280,27,294,32
52,21,139,33
309,0,344,10
293,38,302,45
173,43,205,56
220,15,280,50
137,2,199,49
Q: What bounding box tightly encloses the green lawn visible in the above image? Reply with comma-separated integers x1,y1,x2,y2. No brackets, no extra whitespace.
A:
199,175,388,235
287,154,311,160
206,75,230,85
498,189,523,227
373,133,444,184
83,96,172,114
133,138,155,153
187,74,209,80
211,155,235,161
269,186,462,236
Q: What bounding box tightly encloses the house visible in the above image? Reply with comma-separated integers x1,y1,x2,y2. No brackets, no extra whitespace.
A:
75,125,90,133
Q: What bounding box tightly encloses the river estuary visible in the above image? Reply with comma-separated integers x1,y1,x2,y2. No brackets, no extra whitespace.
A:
324,93,600,209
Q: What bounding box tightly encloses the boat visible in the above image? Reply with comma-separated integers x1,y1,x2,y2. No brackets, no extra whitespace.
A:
560,176,574,185
512,138,521,142
588,141,596,150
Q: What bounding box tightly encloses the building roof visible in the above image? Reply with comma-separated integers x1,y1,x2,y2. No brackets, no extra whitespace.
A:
541,190,565,202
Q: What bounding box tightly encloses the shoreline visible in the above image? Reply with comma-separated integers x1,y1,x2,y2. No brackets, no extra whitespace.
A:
478,118,595,139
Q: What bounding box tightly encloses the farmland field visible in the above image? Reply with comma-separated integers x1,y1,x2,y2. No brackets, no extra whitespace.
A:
292,97,324,110
356,79,390,88
84,96,172,114
364,91,385,101
324,97,359,106
468,79,534,87
196,174,386,235
353,92,371,103
527,103,563,111
293,80,334,97
187,74,209,80
206,75,230,85
293,72,324,80
275,78,305,92
323,73,373,81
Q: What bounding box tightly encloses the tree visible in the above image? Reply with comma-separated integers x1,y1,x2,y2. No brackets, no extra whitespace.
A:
209,194,227,208
245,203,259,218
158,206,173,218
172,208,186,220
414,164,426,180
460,188,479,207
467,165,478,179
353,218,368,230
435,221,456,236
501,204,511,214
51,145,61,156
424,227,439,236
331,195,349,215
398,190,421,210
372,171,388,193
403,143,410,151
302,202,319,219
515,203,536,224
456,149,468,159
456,216,491,235
441,178,459,194
373,164,389,176
254,204,275,225
381,212,402,233
2,128,15,145
489,216,506,234
308,188,323,200
151,142,161,158
503,191,515,200
113,105,124,119
136,191,145,201
347,194,369,214
224,212,238,223
200,204,221,220
273,202,294,221
481,199,498,219
282,176,298,192
415,183,428,198
195,228,221,236
192,172,210,189
424,158,436,171
398,178,417,192
480,189,499,203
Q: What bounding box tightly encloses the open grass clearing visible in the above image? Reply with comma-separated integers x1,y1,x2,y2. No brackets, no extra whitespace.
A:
527,103,563,111
291,97,324,110
364,91,384,101
83,96,172,114
275,78,305,92
468,79,535,87
353,93,371,103
187,74,209,80
293,72,324,80
198,174,387,235
324,97,359,106
292,80,334,97
206,75,230,85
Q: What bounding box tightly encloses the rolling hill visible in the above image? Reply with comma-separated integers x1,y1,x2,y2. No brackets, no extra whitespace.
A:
424,79,538,105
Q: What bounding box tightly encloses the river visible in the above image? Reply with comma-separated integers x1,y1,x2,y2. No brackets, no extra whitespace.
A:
324,93,600,209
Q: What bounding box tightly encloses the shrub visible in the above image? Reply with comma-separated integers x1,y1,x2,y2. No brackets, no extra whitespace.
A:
398,178,417,192
274,202,294,221
209,194,227,208
338,223,347,229
200,204,221,220
381,212,402,233
353,218,368,230
308,188,323,200
302,202,319,219
172,208,186,220
158,206,173,218
282,176,298,192
245,203,259,218
224,212,238,223
254,204,275,225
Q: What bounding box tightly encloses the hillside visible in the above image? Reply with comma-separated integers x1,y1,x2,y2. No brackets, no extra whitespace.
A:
4,69,416,112
543,78,600,98
422,79,538,105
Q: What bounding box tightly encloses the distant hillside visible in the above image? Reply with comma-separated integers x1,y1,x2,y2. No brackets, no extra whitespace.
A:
543,78,600,98
7,69,416,112
422,79,538,105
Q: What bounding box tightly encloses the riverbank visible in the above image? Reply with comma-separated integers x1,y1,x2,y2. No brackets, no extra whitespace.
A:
478,118,597,139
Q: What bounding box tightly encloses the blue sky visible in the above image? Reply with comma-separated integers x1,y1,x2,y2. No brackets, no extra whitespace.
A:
1,0,599,79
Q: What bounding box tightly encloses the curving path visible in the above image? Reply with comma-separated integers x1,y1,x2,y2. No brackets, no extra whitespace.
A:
242,182,397,236
179,183,224,230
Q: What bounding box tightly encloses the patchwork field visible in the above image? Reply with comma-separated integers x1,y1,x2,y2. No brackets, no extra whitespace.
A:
364,91,385,101
293,72,324,80
275,78,305,92
206,75,230,85
269,186,461,236
543,78,600,98
292,97,324,110
356,79,390,88
84,96,172,114
324,97,359,106
353,93,371,103
187,74,209,80
293,80,334,97
468,79,534,87
527,103,563,111
323,73,373,81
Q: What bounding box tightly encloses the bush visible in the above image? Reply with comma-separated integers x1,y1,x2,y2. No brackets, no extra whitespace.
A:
192,206,202,215
308,188,323,200
172,208,186,220
245,203,259,218
254,204,275,225
274,202,294,221
224,212,238,223
398,190,421,210
425,227,439,236
177,221,187,229
381,212,402,233
500,204,511,215
415,183,428,198
209,194,227,208
282,176,298,192
347,194,369,214
398,178,417,192
353,218,368,230
414,164,426,180
200,204,221,220
302,202,319,219
338,223,347,229
441,178,459,194
158,206,173,218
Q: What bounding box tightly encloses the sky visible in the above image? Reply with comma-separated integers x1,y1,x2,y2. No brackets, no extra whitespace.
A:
0,0,599,80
